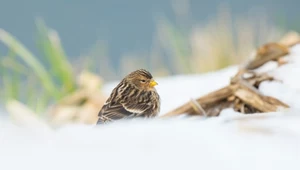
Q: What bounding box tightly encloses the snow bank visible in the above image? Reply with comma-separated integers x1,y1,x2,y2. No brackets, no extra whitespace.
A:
2,45,300,170
1,112,300,170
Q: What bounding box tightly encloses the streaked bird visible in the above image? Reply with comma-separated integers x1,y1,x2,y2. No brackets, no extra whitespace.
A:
97,69,160,124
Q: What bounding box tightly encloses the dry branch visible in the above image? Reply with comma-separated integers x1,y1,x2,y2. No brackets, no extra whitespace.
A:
161,32,300,118
245,43,289,70
234,80,286,112
161,85,236,117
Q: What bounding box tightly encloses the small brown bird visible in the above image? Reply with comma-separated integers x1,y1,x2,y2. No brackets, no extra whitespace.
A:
97,69,160,124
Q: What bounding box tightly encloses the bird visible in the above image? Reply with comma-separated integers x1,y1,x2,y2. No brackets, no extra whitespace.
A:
97,69,160,124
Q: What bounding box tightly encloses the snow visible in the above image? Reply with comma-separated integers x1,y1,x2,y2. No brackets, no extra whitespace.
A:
1,45,300,170
1,114,300,170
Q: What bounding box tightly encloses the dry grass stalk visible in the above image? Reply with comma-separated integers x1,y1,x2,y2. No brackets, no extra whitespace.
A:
48,71,107,126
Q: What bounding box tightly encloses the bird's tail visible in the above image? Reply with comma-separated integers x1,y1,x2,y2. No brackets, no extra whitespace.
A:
96,118,103,125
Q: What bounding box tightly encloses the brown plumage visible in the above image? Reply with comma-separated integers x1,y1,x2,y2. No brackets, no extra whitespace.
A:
97,69,160,124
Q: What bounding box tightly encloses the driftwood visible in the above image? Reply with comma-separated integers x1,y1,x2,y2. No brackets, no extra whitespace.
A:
161,86,235,117
245,43,289,70
162,33,300,118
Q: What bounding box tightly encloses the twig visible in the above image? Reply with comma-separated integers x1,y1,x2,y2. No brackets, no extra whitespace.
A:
190,98,207,117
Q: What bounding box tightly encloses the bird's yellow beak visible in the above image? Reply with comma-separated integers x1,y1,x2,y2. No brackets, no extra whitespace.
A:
149,79,158,87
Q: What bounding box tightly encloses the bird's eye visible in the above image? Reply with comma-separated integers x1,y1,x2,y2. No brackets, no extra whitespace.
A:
140,80,146,83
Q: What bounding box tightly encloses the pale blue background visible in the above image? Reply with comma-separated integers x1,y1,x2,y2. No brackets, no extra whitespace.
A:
0,0,298,64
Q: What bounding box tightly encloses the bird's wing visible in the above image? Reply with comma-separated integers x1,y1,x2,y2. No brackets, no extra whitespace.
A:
97,102,132,122
123,102,152,117
97,101,152,124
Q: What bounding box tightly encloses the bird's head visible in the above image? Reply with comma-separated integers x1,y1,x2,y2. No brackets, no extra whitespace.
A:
126,69,158,91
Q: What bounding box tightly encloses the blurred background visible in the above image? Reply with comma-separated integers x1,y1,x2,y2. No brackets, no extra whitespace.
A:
0,0,299,125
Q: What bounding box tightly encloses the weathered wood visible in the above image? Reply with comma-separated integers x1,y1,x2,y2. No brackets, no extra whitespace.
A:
161,85,237,117
161,71,289,118
206,100,232,116
235,87,278,112
245,43,289,70
234,76,289,112
263,96,289,108
189,98,207,116
279,31,300,47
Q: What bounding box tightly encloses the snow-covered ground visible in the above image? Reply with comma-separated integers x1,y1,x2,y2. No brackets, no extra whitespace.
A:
1,113,300,170
1,45,300,170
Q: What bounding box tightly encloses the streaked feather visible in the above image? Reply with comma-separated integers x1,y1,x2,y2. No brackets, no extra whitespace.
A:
97,69,160,124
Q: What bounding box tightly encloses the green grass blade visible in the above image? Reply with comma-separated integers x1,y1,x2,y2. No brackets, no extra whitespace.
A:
7,49,20,100
1,68,13,101
0,29,60,99
36,19,75,93
1,57,30,75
